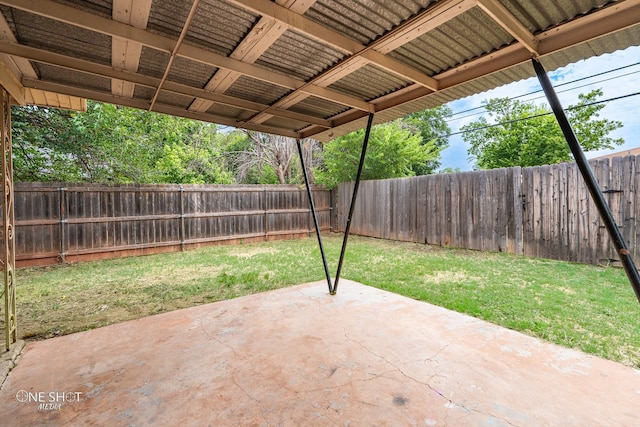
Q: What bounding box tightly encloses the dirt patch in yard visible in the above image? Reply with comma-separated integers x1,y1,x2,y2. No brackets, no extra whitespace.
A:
228,247,279,258
424,270,480,284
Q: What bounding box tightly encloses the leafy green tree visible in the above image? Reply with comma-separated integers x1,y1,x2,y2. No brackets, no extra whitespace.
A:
403,105,452,174
11,101,236,184
11,105,83,182
439,167,461,174
315,120,439,189
463,89,624,169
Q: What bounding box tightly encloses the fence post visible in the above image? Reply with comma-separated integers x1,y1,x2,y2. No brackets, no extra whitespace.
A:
512,166,524,255
307,187,312,237
263,186,268,241
329,188,334,232
58,187,66,262
179,185,185,251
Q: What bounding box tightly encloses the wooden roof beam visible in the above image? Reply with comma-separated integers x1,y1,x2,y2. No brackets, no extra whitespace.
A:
227,0,440,91
300,0,640,139
189,0,317,114
0,0,369,112
476,0,539,56
0,57,24,104
0,11,37,104
0,41,330,127
148,0,201,111
111,0,152,98
21,78,301,137
246,0,474,125
372,0,476,54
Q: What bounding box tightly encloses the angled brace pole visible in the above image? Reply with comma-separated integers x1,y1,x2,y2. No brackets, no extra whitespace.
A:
297,139,333,294
533,58,640,304
333,112,375,295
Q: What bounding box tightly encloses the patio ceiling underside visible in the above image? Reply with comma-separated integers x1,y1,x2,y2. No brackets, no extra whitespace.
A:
0,0,637,141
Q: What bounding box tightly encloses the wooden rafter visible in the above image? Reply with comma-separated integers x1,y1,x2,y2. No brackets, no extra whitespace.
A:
22,78,300,137
227,0,442,90
0,0,636,140
189,0,317,114
148,0,201,110
476,0,539,55
0,40,330,127
0,9,86,110
111,0,152,98
0,11,35,104
0,0,369,112
247,0,472,125
299,0,640,139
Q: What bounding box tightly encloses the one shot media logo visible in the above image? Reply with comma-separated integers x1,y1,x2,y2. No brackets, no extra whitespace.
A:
15,390,83,412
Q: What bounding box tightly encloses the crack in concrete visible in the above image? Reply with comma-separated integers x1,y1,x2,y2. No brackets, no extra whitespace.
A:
197,310,520,426
198,321,248,363
343,331,522,427
228,375,271,426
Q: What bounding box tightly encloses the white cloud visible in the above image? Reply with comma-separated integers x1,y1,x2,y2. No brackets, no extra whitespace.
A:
439,45,640,171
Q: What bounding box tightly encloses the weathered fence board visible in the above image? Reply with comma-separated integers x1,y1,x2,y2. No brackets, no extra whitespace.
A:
8,183,331,267
338,156,640,266
11,156,640,269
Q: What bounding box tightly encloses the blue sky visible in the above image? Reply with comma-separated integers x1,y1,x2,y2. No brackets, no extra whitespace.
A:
439,45,640,171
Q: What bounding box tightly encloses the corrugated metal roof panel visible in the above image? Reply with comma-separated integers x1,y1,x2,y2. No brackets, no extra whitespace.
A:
36,63,111,92
261,115,310,132
156,91,193,109
256,30,345,81
225,76,291,106
2,0,637,140
133,86,156,102
146,0,189,40
389,8,513,75
305,0,435,45
53,0,112,19
138,47,170,79
501,0,611,33
311,18,640,142
288,96,350,120
328,64,413,101
184,0,258,56
167,56,217,89
8,9,112,67
206,103,247,120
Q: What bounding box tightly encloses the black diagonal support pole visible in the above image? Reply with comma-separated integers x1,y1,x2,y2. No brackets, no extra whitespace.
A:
333,112,375,295
533,58,640,304
297,138,333,294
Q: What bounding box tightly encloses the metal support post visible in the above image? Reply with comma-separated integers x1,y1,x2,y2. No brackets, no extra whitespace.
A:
296,139,333,294
532,57,640,303
333,112,374,295
1,87,16,350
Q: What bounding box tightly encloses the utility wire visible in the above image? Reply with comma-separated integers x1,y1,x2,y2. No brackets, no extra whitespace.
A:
447,69,640,124
445,61,640,122
443,90,640,138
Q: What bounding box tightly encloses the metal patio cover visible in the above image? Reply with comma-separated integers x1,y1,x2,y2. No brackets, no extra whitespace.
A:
0,0,638,141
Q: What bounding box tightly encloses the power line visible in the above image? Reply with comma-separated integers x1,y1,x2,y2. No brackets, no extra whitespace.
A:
447,69,640,124
443,90,640,138
445,61,640,122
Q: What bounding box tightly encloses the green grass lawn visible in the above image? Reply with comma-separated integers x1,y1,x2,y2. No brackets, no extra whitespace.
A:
9,234,640,367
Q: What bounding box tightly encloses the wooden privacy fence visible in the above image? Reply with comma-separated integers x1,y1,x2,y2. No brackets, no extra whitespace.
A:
337,156,640,266
9,183,331,267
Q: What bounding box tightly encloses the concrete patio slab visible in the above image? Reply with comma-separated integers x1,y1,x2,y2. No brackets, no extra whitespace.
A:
1,280,639,426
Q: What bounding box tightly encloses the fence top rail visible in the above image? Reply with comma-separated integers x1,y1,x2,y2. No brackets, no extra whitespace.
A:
14,183,328,193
